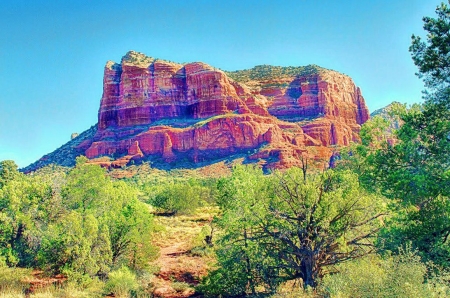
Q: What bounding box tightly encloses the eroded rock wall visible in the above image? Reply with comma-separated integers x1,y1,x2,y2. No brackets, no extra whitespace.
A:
26,51,370,171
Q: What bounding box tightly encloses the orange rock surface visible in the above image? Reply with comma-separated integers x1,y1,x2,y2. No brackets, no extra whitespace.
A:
98,52,261,130
26,51,370,172
80,51,371,169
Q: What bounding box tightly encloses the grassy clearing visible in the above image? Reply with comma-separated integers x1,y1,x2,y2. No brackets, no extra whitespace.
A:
150,206,219,297
0,266,31,294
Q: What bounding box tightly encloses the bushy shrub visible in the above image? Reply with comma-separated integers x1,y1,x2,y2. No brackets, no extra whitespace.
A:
135,171,217,215
198,264,249,297
151,182,205,215
320,251,450,298
0,264,31,294
0,157,158,290
105,266,139,297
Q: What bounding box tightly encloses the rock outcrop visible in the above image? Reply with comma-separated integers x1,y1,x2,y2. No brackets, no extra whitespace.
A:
370,101,402,130
98,52,262,130
25,51,370,172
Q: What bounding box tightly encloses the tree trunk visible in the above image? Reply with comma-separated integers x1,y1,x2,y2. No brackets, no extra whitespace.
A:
244,228,256,295
300,255,316,288
12,223,24,250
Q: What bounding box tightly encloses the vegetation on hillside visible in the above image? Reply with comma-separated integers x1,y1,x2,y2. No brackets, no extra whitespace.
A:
225,64,328,83
0,157,159,296
199,166,387,296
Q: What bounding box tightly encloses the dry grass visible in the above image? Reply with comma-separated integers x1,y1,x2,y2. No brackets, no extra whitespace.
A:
0,266,104,298
153,206,218,248
29,287,94,298
150,206,219,297
269,279,319,298
0,266,31,297
0,283,102,298
0,292,25,298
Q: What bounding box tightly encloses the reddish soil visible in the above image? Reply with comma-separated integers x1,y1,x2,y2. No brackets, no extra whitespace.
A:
151,212,215,298
25,270,66,296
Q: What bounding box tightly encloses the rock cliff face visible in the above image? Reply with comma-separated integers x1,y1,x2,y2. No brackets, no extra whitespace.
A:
98,52,261,130
25,51,370,172
226,65,369,149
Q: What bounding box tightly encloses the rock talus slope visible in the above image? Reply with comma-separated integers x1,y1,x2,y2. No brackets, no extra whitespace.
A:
24,51,370,171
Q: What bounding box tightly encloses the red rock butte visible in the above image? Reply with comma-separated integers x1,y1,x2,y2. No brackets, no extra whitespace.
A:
25,51,370,171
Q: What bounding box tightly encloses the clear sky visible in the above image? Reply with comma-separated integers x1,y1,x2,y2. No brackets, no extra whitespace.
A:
0,0,440,167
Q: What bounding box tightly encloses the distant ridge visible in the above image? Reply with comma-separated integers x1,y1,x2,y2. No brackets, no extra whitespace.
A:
370,101,403,130
22,125,97,173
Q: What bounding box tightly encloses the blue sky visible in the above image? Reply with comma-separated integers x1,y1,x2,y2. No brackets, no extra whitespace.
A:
0,0,439,167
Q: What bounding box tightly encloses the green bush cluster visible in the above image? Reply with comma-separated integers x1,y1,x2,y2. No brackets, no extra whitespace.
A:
133,172,217,215
0,157,158,294
105,266,139,297
225,64,328,83
321,251,449,298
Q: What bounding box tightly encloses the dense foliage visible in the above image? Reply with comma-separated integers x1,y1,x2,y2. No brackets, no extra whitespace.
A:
0,157,157,292
320,250,448,298
411,1,450,103
129,168,217,215
199,2,450,296
199,166,387,296
334,2,450,272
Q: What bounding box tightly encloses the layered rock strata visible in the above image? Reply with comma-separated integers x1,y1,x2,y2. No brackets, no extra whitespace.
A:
25,51,370,171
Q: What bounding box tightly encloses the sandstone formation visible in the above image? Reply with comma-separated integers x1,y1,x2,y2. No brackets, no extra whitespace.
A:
24,51,370,172
98,52,264,130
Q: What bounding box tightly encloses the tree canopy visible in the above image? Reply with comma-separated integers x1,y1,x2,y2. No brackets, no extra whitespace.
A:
411,1,450,102
200,165,387,296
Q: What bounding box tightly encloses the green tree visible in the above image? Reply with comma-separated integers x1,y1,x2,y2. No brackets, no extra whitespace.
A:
106,182,158,270
62,156,110,214
0,160,19,188
262,168,387,288
38,158,157,279
201,166,387,295
201,165,274,296
37,211,112,280
151,181,204,215
410,1,450,104
341,1,450,268
0,169,53,266
339,104,450,267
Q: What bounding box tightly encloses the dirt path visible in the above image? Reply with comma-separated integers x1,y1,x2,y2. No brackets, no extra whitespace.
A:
151,209,217,297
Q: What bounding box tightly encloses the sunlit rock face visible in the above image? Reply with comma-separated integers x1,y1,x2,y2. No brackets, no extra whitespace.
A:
90,53,370,169
25,51,370,172
266,72,369,125
98,52,259,130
